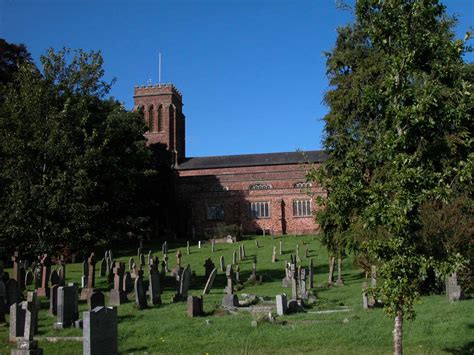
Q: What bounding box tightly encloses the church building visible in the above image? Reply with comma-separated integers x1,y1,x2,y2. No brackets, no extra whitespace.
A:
133,83,327,238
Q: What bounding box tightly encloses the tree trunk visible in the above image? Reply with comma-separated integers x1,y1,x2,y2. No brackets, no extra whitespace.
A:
393,310,403,355
328,256,335,284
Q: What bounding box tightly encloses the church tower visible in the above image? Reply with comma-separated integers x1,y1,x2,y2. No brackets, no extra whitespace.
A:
133,84,186,164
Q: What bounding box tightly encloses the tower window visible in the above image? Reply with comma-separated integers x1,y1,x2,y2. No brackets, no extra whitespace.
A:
250,201,270,219
148,106,155,132
293,200,312,217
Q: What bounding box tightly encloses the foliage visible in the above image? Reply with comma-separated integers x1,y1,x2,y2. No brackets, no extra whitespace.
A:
204,223,241,240
308,0,472,351
0,48,151,256
0,38,33,87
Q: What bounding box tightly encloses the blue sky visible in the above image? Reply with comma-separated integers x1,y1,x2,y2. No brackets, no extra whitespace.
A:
1,0,472,157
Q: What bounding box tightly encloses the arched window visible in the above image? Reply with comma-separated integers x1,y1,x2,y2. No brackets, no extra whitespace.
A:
148,106,155,132
157,105,163,132
249,183,273,190
294,182,312,189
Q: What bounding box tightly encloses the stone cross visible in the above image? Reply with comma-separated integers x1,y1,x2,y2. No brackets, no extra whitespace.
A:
110,262,127,306
219,256,225,272
202,268,217,295
149,257,162,305
83,307,118,355
54,284,79,329
37,254,51,298
134,270,147,309
176,250,182,267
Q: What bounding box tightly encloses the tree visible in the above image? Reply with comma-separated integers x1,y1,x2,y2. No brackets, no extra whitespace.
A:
309,1,472,353
0,38,33,86
0,48,152,256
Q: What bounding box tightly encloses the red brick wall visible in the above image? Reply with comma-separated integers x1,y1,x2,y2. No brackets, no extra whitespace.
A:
176,163,325,237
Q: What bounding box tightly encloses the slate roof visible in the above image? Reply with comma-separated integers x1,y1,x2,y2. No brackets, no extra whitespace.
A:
176,150,328,170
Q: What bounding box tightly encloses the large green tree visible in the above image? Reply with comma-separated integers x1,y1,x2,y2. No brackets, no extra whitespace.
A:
0,47,151,256
309,1,472,353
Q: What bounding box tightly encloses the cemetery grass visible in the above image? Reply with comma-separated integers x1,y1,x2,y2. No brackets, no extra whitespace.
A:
1,235,473,354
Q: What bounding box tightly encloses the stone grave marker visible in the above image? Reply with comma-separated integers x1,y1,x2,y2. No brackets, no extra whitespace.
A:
54,285,79,329
13,300,43,355
203,258,215,279
134,270,147,309
187,296,203,317
139,253,145,267
9,303,25,342
362,282,369,310
149,258,162,305
100,258,107,277
272,246,277,263
88,290,105,311
110,262,127,306
202,268,217,295
37,254,51,298
58,255,66,286
11,252,20,282
176,250,182,267
211,239,215,253
81,259,88,288
163,254,170,273
242,244,246,258
309,259,314,288
219,256,225,272
25,271,33,286
238,246,243,261
147,250,152,265
279,240,282,255
232,250,237,265
80,253,96,300
50,269,59,286
446,272,464,301
128,257,134,271
137,247,142,261
222,265,238,308
162,241,168,256
276,294,288,316
186,241,190,255
371,265,377,287
123,272,133,293
255,239,259,248
49,285,59,315
198,240,201,249
6,278,21,308
235,265,240,283
83,306,118,355
18,266,26,291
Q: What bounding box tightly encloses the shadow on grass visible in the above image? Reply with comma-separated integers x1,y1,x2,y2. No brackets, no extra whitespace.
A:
444,327,474,355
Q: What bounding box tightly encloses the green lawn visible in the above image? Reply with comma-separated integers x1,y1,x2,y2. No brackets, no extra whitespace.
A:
1,235,472,354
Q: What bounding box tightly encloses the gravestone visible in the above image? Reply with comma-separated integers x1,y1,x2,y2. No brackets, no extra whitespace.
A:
299,268,308,299
163,254,169,273
202,268,217,295
37,254,51,298
18,266,26,291
6,278,21,308
105,251,111,273
211,239,215,253
54,285,79,329
58,255,66,286
162,241,168,256
50,270,59,286
173,265,191,302
88,291,105,311
235,265,240,283
12,301,43,355
0,280,6,324
296,245,300,263
99,258,106,277
222,265,239,308
80,253,96,300
139,253,145,267
128,257,134,271
25,271,33,286
11,252,20,282
9,303,25,342
134,270,147,309
109,262,127,306
309,259,314,288
232,251,236,265
149,258,162,305
176,250,182,267
83,306,118,355
187,296,203,317
186,241,190,255
203,258,215,279
446,272,464,302
247,256,257,283
123,272,133,293
137,247,142,261
26,291,39,334
82,259,88,287
279,240,282,255
362,282,369,310
219,256,225,272
238,246,243,261
272,246,277,263
147,250,152,265
241,244,246,258
49,285,59,315
276,294,288,316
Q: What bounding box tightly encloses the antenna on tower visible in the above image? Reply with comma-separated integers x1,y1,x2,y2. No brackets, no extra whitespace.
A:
158,52,162,85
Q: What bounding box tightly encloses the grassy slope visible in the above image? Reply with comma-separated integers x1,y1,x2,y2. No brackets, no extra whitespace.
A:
0,235,472,354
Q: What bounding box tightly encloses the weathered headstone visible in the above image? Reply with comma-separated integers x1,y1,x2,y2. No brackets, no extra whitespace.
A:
163,254,169,273
187,296,203,317
272,246,277,263
174,265,191,302
49,285,59,315
9,303,25,342
309,259,314,289
161,241,168,256
110,262,127,306
25,292,39,334
446,272,464,302
6,278,21,308
255,239,259,248
137,247,142,261
241,244,246,258
12,301,43,355
203,258,215,279
149,258,161,305
134,270,147,309
50,269,59,286
232,250,237,265
37,254,51,298
123,272,133,293
235,265,240,283
279,240,282,255
54,285,79,329
99,258,106,277
186,241,190,255
147,250,152,265
88,291,105,311
276,294,288,316
83,306,118,355
238,245,243,261
362,282,369,310
81,253,96,300
139,253,145,267
211,239,215,253
202,268,217,295
222,265,239,308
219,256,225,272
18,266,26,291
